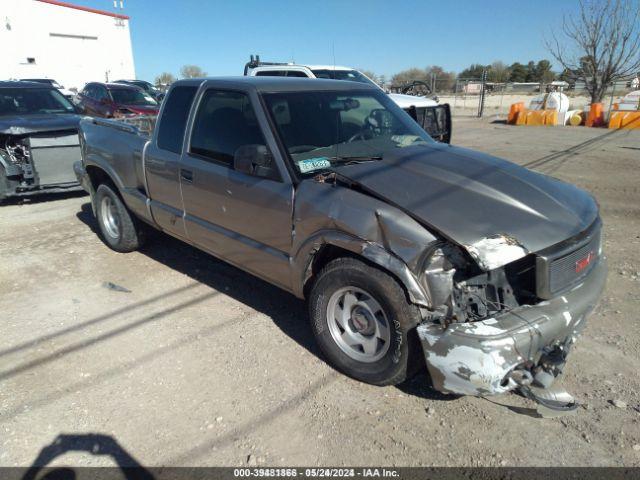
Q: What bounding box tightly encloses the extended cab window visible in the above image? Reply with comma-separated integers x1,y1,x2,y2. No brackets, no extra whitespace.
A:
285,71,308,77
255,70,309,78
190,90,266,165
256,70,288,77
156,86,198,154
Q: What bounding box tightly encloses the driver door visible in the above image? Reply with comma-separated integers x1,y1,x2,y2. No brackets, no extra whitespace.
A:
180,88,294,289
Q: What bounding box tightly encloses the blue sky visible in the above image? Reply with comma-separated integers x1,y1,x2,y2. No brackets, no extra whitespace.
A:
80,0,580,81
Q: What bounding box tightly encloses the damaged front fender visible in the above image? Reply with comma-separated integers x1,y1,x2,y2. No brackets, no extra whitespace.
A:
291,181,439,306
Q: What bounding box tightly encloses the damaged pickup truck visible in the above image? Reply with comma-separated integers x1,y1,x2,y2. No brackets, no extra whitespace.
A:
0,81,82,201
75,77,606,403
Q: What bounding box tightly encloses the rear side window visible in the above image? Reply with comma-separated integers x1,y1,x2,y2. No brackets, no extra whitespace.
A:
156,86,198,154
190,90,266,166
285,70,308,77
256,70,288,77
255,70,309,78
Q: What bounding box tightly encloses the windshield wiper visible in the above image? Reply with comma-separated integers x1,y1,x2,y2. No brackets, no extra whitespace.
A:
330,155,383,164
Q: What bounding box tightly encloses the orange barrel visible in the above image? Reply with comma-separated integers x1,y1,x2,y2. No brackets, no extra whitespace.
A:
608,111,621,128
544,110,558,126
525,110,547,126
508,102,525,124
609,111,640,129
586,103,604,127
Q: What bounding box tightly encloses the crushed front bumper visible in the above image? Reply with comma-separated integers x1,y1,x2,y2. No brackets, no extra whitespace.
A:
417,257,607,396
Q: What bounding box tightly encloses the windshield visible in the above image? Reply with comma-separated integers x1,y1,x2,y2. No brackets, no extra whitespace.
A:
311,69,378,87
110,88,157,106
128,81,154,92
0,88,76,116
263,90,434,176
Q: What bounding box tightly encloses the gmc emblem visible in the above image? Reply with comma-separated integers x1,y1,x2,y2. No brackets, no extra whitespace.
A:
576,251,596,273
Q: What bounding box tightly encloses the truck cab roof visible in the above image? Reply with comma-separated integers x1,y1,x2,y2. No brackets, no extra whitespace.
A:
251,64,355,71
0,81,56,89
171,76,379,93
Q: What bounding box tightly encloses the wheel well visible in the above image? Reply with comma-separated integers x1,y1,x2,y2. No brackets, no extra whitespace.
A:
303,243,413,303
305,245,356,294
85,165,115,191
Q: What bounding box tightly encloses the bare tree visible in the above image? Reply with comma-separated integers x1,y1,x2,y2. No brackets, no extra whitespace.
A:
546,0,640,103
487,61,511,83
390,66,455,92
154,72,176,88
180,65,207,79
425,66,456,92
391,68,429,86
358,69,381,85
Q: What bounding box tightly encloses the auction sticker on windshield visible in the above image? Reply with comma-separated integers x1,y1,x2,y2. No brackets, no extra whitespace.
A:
297,157,332,173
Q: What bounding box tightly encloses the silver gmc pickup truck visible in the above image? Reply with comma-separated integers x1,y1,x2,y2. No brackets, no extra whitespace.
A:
75,77,606,405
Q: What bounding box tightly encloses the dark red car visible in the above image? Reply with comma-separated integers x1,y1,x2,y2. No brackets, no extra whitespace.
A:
76,82,159,118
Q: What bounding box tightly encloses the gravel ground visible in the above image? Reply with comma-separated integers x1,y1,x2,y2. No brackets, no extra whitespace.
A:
1,119,639,468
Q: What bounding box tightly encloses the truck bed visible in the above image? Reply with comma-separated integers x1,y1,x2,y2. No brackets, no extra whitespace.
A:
79,117,151,199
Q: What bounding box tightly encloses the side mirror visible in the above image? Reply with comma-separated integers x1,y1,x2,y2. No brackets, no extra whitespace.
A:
234,144,276,179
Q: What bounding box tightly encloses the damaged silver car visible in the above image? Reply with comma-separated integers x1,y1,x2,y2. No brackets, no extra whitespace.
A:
0,81,82,201
75,78,607,403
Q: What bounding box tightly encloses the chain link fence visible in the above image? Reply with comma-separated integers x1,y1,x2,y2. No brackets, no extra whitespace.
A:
398,73,638,119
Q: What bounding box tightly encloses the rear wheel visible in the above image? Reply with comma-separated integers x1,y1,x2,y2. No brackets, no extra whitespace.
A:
309,257,422,386
95,183,144,252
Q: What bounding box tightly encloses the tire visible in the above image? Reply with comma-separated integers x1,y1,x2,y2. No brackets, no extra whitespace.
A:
94,183,144,252
309,257,422,386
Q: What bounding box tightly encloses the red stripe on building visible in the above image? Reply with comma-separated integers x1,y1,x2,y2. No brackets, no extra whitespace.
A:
35,0,130,20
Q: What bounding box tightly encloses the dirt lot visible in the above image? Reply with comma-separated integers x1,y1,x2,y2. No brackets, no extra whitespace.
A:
1,119,639,468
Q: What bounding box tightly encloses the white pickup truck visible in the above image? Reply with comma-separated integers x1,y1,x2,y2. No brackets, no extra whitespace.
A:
244,56,451,143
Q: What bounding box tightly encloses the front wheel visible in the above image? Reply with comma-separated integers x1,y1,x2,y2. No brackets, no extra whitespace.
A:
309,258,422,386
95,183,145,252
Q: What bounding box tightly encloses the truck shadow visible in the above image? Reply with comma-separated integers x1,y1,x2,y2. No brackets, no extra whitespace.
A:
76,202,455,402
1,189,87,206
76,202,318,358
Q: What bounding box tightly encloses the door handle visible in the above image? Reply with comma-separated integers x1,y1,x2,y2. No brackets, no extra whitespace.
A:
180,169,193,183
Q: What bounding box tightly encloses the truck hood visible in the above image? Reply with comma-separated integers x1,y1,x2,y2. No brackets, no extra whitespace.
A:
388,93,438,108
332,144,599,270
0,114,82,135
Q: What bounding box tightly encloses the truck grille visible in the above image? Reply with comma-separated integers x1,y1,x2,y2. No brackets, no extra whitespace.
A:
408,105,451,143
548,229,600,294
535,219,602,299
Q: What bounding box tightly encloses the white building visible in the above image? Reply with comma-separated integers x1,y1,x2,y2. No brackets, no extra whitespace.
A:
0,0,135,91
